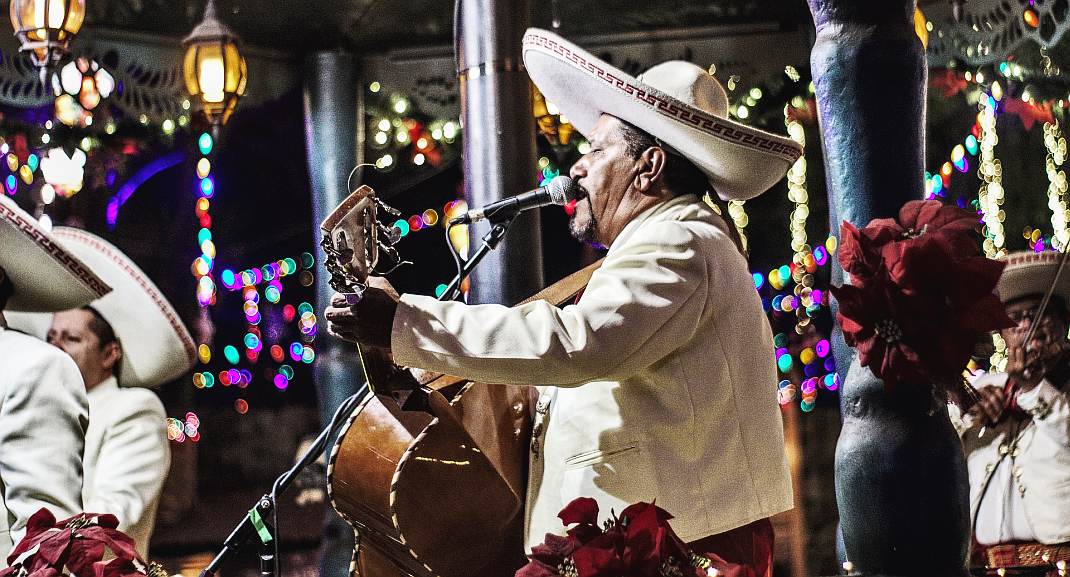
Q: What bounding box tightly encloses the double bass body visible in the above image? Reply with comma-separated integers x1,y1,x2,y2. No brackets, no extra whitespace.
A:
327,371,534,577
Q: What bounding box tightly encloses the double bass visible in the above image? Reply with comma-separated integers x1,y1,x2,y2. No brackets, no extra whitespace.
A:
320,185,598,577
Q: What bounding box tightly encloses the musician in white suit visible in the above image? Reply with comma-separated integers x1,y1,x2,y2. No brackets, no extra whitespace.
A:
13,228,196,559
326,30,801,576
952,251,1070,571
0,195,111,562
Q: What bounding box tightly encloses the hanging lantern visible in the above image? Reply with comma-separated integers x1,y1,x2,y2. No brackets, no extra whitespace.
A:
8,0,86,81
182,0,247,127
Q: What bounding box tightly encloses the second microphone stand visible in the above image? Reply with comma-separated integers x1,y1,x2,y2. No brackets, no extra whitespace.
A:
440,216,514,302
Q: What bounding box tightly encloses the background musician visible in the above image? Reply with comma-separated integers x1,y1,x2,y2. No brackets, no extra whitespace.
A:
956,251,1070,571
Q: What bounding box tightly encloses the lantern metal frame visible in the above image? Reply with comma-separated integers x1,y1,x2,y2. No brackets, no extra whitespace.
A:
8,0,86,82
182,0,248,127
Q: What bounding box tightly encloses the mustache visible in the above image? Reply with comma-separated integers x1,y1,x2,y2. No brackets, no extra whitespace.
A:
573,182,591,201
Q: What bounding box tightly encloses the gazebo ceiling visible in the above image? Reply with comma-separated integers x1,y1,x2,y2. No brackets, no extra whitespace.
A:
24,0,812,53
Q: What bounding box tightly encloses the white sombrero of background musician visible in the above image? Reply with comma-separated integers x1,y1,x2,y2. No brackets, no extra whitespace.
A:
10,227,195,557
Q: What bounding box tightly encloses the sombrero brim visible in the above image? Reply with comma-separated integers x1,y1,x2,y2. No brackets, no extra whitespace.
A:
54,228,196,388
0,195,110,312
997,251,1070,305
522,28,803,201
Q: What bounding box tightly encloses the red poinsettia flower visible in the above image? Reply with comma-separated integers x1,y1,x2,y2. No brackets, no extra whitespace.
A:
2,509,141,577
833,200,1015,390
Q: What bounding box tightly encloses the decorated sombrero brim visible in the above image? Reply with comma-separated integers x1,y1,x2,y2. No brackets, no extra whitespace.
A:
997,250,1070,305
0,195,110,312
522,28,803,201
54,228,195,388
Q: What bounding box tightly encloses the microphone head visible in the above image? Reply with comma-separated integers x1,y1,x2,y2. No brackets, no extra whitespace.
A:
546,175,583,205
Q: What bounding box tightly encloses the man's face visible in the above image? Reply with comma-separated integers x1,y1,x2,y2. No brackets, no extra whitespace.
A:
48,309,120,390
568,115,643,246
1000,296,1069,360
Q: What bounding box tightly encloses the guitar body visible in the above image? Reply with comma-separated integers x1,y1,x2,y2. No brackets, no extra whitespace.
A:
327,374,533,577
320,184,600,577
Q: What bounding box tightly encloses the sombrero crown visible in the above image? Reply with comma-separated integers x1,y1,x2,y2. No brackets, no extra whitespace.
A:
997,250,1070,305
522,28,803,201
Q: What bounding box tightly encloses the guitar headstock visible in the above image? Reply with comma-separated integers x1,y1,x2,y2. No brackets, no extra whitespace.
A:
320,185,405,303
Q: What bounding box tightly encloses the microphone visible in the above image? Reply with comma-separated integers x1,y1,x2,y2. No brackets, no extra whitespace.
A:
448,176,582,225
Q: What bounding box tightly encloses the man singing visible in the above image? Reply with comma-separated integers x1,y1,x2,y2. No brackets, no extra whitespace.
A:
325,28,801,576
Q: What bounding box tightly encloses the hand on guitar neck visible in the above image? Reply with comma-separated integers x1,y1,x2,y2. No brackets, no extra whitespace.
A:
325,276,399,351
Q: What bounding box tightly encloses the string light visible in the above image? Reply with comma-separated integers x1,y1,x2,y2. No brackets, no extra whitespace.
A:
978,98,1006,258
726,200,749,253
784,106,816,335
1044,121,1069,251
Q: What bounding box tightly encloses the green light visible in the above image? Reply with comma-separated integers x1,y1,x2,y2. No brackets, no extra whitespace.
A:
435,284,448,298
777,354,793,373
197,228,212,244
224,345,240,365
284,258,298,275
198,133,214,155
773,333,788,348
300,252,315,269
297,302,314,315
203,372,216,388
394,219,410,237
279,365,294,379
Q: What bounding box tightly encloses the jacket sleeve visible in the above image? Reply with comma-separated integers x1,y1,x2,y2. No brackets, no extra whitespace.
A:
84,390,170,533
0,348,88,539
1016,379,1070,447
391,220,713,386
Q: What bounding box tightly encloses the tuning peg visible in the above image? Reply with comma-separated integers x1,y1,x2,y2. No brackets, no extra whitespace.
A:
378,222,402,245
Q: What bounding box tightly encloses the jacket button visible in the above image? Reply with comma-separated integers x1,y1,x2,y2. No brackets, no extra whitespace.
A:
999,444,1010,455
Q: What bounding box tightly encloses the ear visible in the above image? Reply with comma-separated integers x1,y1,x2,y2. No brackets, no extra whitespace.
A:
102,341,122,373
633,146,669,196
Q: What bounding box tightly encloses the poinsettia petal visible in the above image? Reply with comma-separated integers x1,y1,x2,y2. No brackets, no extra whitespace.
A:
67,540,106,577
898,200,927,229
514,560,557,577
572,542,623,577
558,497,600,527
22,509,58,541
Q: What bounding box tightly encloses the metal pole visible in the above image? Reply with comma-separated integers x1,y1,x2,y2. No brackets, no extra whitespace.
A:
455,0,543,305
302,49,363,577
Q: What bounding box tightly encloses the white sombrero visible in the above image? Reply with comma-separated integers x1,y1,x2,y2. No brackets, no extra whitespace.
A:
40,228,195,388
0,195,110,312
997,250,1070,305
522,28,803,201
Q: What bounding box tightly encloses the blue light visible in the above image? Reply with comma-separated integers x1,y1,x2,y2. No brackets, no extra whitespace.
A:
198,133,214,155
200,177,215,198
197,228,212,244
752,272,764,289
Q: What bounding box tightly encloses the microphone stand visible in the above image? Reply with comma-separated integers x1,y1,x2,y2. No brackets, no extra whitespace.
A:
198,386,367,577
441,216,515,302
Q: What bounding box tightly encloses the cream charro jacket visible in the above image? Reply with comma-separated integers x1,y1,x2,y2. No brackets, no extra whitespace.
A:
83,377,170,559
392,195,793,550
0,327,88,563
955,372,1070,545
